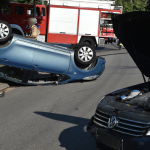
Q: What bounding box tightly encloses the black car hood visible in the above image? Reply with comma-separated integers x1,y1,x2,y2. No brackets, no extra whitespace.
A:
113,11,150,77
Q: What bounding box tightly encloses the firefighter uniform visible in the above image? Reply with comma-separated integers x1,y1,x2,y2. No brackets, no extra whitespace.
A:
28,18,40,40
29,25,40,40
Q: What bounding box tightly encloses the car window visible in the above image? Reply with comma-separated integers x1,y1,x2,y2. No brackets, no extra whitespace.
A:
0,64,7,76
0,64,56,84
0,64,25,82
0,6,11,14
27,7,40,16
15,6,24,15
5,67,25,82
42,8,45,16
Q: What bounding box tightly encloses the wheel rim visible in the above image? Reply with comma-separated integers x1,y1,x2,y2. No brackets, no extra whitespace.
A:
78,46,93,62
0,23,9,40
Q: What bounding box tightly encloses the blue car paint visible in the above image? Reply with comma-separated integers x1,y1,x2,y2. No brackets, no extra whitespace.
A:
64,51,105,83
0,35,105,85
0,36,71,73
32,43,70,74
0,39,35,70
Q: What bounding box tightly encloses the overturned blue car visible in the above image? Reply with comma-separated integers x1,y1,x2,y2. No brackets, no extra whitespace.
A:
0,22,105,85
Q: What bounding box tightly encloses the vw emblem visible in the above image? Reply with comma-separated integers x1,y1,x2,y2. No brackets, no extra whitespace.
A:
108,116,118,129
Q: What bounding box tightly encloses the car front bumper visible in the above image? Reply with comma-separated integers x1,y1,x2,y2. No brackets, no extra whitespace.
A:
65,55,105,83
86,116,150,150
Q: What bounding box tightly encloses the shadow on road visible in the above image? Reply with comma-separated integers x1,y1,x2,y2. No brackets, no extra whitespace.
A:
34,111,96,150
52,43,124,51
95,47,119,51
99,52,128,57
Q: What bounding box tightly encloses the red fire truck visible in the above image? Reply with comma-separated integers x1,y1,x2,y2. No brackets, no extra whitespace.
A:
0,0,122,47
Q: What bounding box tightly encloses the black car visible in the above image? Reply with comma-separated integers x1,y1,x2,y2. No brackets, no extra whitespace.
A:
85,11,150,150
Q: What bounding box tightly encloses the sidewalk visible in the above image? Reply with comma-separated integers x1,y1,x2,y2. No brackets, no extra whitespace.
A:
0,79,10,92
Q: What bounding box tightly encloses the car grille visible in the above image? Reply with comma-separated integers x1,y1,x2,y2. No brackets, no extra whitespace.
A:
96,142,116,150
93,110,149,137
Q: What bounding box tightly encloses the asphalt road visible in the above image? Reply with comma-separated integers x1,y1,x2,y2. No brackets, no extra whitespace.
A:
0,44,145,150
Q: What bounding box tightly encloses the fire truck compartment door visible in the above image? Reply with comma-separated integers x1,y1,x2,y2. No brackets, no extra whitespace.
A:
49,7,78,35
79,10,99,36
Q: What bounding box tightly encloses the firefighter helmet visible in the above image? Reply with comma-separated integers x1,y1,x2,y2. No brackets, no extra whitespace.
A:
29,18,37,25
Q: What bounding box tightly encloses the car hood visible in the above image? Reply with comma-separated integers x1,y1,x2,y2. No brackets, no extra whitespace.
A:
97,82,150,122
112,11,150,77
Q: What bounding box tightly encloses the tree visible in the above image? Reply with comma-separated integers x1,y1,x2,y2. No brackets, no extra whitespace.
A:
116,0,148,13
146,0,150,11
133,0,147,11
115,0,123,6
11,0,42,4
123,0,134,13
1,0,42,12
1,0,42,6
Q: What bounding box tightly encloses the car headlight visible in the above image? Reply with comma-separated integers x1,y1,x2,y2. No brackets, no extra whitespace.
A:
146,128,150,136
83,75,99,80
99,96,105,104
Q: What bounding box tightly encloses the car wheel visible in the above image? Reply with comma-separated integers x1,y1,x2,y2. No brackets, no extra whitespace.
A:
75,44,96,66
79,37,96,48
0,20,12,43
79,57,98,70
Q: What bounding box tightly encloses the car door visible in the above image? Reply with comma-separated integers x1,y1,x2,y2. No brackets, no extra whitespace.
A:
12,5,26,33
0,5,12,24
0,39,35,70
32,44,70,74
26,6,45,35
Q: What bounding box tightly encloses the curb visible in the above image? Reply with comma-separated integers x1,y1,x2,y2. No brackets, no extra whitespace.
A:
0,78,10,92
0,83,9,92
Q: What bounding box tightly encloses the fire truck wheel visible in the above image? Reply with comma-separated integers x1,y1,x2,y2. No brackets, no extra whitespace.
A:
75,44,96,66
12,29,23,36
79,37,96,48
69,44,80,49
0,20,12,43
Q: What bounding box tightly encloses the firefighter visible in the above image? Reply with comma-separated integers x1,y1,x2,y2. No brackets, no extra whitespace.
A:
28,18,40,40
119,43,123,50
117,39,123,50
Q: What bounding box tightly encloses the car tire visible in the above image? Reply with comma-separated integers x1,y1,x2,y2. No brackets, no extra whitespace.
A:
79,37,96,48
0,20,12,43
78,57,98,70
74,44,96,66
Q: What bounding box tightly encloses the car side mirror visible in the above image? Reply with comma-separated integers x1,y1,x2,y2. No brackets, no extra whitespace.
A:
27,10,31,15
